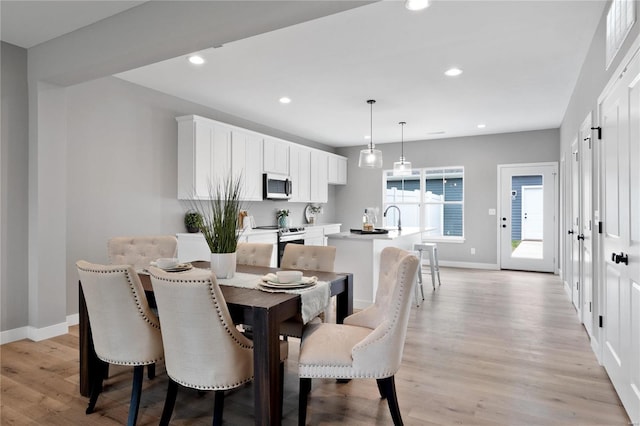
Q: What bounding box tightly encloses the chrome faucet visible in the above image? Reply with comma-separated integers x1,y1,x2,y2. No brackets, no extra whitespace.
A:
383,205,402,231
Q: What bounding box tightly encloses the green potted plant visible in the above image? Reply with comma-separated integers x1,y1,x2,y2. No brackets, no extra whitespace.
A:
188,175,244,278
276,209,290,228
184,211,203,233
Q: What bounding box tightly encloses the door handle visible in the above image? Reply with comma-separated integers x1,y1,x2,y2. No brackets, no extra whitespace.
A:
612,252,629,265
568,230,574,235
577,234,585,241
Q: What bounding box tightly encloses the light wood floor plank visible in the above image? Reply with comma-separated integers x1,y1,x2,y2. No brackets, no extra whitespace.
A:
0,268,630,425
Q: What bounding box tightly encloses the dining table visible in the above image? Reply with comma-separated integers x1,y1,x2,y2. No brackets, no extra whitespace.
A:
78,262,353,426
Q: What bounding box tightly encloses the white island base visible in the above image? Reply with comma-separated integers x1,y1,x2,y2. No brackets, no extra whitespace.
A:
327,228,421,309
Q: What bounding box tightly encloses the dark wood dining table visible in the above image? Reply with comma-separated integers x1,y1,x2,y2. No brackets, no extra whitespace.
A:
78,263,353,426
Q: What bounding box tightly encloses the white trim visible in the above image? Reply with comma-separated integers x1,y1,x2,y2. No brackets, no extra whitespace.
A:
67,313,79,326
26,321,68,342
438,261,498,270
0,327,29,344
1,316,78,344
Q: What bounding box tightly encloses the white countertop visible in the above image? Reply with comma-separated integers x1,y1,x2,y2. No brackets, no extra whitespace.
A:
327,227,422,240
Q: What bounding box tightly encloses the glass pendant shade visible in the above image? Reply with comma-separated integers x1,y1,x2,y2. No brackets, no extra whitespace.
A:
359,147,383,168
359,99,383,169
393,121,411,176
393,158,412,176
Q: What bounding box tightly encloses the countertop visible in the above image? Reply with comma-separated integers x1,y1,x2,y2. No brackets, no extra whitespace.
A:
327,227,422,240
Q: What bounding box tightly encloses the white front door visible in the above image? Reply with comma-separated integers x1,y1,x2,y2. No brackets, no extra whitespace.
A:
599,46,640,423
499,163,557,272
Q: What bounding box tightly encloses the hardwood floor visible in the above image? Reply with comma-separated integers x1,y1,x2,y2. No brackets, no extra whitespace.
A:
1,268,630,425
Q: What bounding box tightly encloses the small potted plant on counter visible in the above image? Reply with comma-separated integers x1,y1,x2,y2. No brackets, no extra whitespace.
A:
305,204,323,224
276,209,290,228
184,211,203,233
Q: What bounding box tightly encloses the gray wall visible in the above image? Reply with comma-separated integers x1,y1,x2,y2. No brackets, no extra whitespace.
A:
65,76,337,315
1,42,29,331
336,129,560,266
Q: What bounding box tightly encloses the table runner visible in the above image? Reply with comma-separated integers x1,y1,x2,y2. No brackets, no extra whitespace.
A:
218,272,330,323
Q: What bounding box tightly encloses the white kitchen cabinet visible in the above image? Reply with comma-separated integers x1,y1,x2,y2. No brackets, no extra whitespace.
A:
310,150,328,203
177,115,231,199
328,154,348,185
232,130,263,201
304,226,325,246
263,137,289,175
177,231,278,267
289,144,311,202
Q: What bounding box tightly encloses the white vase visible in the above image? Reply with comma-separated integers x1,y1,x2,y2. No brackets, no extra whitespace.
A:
210,252,237,279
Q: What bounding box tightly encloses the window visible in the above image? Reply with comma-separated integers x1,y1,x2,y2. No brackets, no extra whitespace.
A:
383,167,464,240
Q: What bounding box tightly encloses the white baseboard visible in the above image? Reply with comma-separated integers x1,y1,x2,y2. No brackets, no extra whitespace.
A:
1,314,79,345
435,260,499,270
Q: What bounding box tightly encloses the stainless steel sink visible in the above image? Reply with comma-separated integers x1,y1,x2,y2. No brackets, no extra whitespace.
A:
349,228,389,234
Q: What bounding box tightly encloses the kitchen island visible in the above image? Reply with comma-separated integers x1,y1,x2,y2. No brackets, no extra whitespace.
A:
327,227,422,308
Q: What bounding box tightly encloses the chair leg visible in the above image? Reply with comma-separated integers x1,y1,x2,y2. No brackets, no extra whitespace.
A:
86,359,108,414
377,379,387,399
127,365,144,426
212,390,225,426
434,247,441,287
147,363,156,379
299,378,311,426
428,250,437,290
377,376,404,426
159,379,179,426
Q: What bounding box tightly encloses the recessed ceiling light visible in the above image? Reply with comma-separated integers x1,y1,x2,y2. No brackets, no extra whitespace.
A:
477,123,487,129
364,135,371,140
427,131,446,135
405,0,430,11
188,55,205,65
279,97,291,104
444,67,463,77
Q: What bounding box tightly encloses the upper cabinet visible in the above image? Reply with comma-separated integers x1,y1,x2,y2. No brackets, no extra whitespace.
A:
177,115,347,201
177,115,231,199
310,150,328,203
263,137,289,175
231,130,263,201
328,154,347,185
289,144,311,202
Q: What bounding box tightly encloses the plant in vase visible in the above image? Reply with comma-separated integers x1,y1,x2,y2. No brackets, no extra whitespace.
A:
276,209,290,228
184,211,203,233
187,175,244,278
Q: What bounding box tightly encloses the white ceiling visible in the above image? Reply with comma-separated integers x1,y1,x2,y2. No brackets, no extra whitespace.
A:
2,1,605,148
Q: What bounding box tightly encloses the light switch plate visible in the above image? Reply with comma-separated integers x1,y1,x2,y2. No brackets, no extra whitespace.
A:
488,208,496,215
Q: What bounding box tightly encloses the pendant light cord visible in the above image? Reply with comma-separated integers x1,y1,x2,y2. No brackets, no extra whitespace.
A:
400,121,406,163
368,99,376,151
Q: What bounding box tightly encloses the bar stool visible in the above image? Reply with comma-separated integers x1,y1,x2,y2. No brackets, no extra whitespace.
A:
414,243,441,300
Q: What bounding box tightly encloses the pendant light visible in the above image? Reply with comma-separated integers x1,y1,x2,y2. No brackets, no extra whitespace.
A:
358,99,383,168
393,121,412,176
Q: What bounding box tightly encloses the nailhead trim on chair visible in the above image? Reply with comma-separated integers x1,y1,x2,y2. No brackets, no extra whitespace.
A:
299,251,418,380
149,274,253,349
168,374,253,391
77,263,163,366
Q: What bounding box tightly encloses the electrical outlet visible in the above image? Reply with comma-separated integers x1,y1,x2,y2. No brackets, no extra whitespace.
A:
488,208,496,215
471,248,476,255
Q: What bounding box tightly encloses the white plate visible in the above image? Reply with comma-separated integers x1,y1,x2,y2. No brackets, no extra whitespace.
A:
161,263,192,272
261,279,316,289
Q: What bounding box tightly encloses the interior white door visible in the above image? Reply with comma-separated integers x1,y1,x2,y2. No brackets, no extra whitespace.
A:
580,115,594,337
570,138,581,312
499,163,557,272
599,48,640,424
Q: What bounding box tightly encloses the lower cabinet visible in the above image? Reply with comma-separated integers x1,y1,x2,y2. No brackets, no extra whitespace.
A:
304,224,342,246
177,232,277,267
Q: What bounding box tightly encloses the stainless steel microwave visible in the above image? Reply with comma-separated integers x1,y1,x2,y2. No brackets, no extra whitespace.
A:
263,173,292,200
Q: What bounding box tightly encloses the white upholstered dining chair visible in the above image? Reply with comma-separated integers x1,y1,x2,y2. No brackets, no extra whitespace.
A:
236,242,273,267
297,247,419,426
280,244,336,272
107,235,178,270
148,266,288,426
76,260,164,426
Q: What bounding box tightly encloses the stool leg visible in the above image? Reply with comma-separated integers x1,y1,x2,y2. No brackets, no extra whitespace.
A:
434,247,441,287
428,249,436,290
